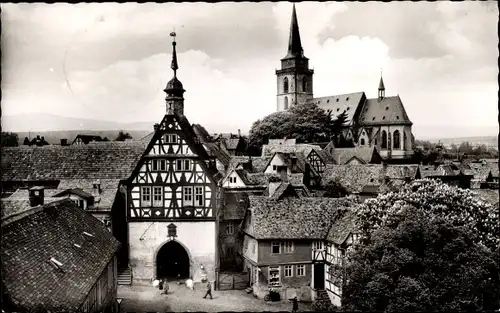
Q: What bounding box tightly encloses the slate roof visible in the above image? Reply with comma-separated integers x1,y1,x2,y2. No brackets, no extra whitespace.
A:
359,96,412,126
1,189,64,219
1,142,147,181
330,147,380,165
1,199,120,312
326,210,360,245
261,143,334,164
245,196,355,240
310,92,366,126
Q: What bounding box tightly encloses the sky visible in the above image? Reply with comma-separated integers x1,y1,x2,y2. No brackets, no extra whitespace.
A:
1,2,498,139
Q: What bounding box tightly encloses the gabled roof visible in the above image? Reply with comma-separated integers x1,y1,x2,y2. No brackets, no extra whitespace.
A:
262,143,333,164
228,156,273,173
1,142,147,181
309,92,366,126
326,210,360,245
72,135,103,145
1,199,120,312
359,95,412,126
268,182,299,200
331,146,381,165
203,142,232,169
244,196,355,240
53,188,93,200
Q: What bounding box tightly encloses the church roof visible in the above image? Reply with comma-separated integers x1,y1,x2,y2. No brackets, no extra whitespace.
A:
358,95,412,126
1,199,120,312
309,92,366,126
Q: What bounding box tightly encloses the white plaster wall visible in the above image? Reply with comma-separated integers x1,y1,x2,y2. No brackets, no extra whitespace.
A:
222,171,246,188
264,155,291,175
242,236,258,264
128,221,216,283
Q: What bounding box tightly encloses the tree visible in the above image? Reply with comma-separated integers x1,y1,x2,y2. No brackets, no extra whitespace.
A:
458,141,474,154
1,132,19,147
353,179,499,252
323,179,350,198
115,131,132,141
247,103,346,155
341,207,500,312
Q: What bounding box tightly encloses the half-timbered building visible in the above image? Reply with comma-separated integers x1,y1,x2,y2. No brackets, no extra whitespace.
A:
123,34,221,284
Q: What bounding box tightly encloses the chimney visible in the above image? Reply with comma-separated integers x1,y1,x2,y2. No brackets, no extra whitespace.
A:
60,139,68,146
268,177,282,197
29,186,45,207
93,182,102,194
154,123,160,132
238,129,241,137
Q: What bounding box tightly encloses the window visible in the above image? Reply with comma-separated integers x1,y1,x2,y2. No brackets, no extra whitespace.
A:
183,187,193,206
360,138,365,146
381,131,387,149
273,165,277,171
164,134,178,143
336,98,339,102
393,130,401,149
153,159,166,171
284,97,289,110
141,186,151,206
252,241,256,254
271,241,281,254
284,265,293,277
297,265,305,276
283,241,294,253
374,139,378,146
385,106,389,110
269,266,281,287
176,159,191,171
283,77,289,93
346,97,350,101
195,186,204,206
313,241,324,250
226,223,234,235
153,187,163,207
302,79,307,92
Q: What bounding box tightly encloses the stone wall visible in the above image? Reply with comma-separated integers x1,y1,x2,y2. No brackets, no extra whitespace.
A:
128,221,216,284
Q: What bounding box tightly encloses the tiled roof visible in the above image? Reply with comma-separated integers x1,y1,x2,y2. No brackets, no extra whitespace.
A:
326,210,360,245
203,142,232,168
322,164,418,194
57,179,121,212
360,184,380,194
1,199,120,312
359,96,412,125
419,164,463,178
192,124,213,143
53,188,93,200
246,196,355,240
1,189,64,219
1,142,146,181
222,192,248,220
268,182,299,199
330,147,380,165
72,135,104,144
262,143,333,164
309,92,366,126
228,156,273,173
224,138,241,150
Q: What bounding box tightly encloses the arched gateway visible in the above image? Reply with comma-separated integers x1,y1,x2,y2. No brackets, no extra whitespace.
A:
156,240,190,280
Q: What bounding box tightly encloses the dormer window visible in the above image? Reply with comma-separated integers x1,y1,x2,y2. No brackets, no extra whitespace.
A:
336,98,339,102
382,116,386,120
385,106,389,110
372,117,375,121
396,116,400,120
346,107,350,111
336,108,340,112
346,97,350,101
327,99,330,103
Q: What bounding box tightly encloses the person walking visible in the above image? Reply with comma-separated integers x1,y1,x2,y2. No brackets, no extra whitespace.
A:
203,281,213,299
162,278,169,295
289,296,299,313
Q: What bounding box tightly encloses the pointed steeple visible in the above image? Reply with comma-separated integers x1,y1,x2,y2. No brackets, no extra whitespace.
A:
164,31,185,115
378,70,385,101
285,4,304,59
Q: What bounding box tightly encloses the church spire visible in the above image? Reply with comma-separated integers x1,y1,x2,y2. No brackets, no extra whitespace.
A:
285,3,304,59
164,31,185,115
378,69,385,101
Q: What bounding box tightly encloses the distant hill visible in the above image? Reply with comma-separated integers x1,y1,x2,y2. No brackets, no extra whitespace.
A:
14,130,152,145
427,136,498,148
1,113,155,133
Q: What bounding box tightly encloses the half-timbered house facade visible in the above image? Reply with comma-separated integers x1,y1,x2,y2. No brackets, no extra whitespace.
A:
124,34,221,284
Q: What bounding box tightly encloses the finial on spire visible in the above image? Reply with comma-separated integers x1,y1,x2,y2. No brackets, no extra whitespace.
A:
170,31,178,76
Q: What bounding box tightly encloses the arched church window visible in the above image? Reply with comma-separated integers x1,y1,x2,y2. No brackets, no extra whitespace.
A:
403,132,407,150
302,79,307,92
393,130,401,149
284,97,289,110
381,131,387,149
283,77,289,93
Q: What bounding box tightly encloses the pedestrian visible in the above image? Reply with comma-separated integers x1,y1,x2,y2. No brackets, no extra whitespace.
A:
203,281,213,299
289,296,298,312
162,278,169,295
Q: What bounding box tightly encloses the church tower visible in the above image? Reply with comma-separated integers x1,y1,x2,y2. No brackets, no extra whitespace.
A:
378,74,385,101
276,4,314,112
164,32,186,116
